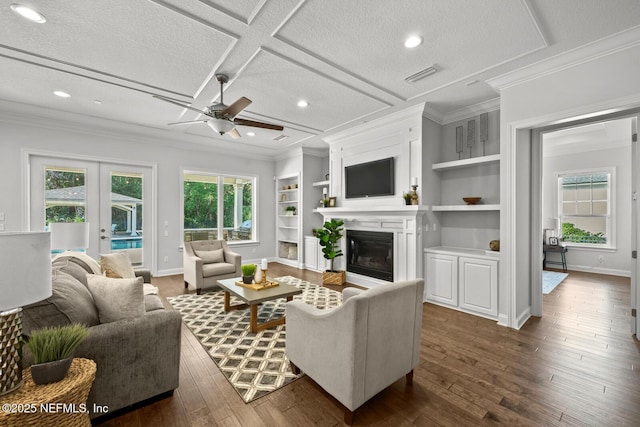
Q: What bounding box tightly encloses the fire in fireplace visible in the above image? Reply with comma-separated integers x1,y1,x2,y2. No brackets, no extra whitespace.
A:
346,230,393,281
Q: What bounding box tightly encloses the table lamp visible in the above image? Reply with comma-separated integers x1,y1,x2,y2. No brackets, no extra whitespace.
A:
49,222,90,252
0,231,52,395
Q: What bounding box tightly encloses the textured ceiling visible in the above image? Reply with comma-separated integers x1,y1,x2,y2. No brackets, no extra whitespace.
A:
0,0,639,156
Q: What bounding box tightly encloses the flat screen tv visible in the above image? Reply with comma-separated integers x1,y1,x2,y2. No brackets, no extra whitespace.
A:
345,157,395,199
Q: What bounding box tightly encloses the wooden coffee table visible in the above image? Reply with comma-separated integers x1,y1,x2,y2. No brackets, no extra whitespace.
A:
216,277,302,333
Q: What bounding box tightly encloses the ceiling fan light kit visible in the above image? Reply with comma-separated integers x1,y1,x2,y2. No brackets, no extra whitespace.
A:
153,73,284,139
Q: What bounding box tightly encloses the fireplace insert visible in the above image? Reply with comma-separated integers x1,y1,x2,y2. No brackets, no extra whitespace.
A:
346,230,393,281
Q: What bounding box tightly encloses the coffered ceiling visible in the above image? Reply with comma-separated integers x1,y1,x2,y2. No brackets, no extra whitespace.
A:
1,0,639,155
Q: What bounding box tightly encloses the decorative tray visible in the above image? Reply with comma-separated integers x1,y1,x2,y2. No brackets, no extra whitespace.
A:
235,280,280,291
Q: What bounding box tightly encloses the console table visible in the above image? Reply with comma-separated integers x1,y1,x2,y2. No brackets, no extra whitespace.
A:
543,244,568,272
0,358,96,427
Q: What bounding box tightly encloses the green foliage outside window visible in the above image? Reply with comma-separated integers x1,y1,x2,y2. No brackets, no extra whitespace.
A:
561,222,606,244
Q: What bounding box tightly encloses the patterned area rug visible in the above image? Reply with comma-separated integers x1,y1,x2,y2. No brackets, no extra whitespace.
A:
543,270,568,294
167,276,342,403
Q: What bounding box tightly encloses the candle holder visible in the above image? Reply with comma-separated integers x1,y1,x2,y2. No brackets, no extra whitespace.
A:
260,269,268,285
411,184,419,205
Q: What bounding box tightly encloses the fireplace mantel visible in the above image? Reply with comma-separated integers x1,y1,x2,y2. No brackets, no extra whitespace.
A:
316,205,428,293
315,205,429,218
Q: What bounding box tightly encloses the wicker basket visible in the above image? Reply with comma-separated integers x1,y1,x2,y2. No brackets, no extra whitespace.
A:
0,358,96,427
322,270,346,285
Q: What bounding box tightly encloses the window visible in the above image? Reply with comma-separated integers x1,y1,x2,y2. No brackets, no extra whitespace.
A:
183,172,255,243
557,169,614,247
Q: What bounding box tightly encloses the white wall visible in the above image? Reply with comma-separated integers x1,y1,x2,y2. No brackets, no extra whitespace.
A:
0,109,276,276
498,40,640,328
542,145,631,276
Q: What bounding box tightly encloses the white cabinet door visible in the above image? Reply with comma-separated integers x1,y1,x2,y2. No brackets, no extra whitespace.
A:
459,256,498,317
304,236,318,271
425,253,458,307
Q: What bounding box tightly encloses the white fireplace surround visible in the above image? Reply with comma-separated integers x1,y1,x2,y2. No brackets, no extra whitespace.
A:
317,206,429,291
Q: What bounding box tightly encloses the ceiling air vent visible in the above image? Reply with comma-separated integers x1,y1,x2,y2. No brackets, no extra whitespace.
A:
404,65,438,83
273,135,289,141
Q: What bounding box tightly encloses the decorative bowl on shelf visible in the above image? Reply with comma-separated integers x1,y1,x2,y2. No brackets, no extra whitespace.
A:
462,197,482,205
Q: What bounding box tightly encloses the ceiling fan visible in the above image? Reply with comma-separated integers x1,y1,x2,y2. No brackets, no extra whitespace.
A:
153,74,284,139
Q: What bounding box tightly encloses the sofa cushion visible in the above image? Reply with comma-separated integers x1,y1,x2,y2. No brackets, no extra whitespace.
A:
202,262,236,277
22,269,100,336
52,256,94,287
52,252,102,279
87,275,145,323
100,252,136,279
195,248,225,264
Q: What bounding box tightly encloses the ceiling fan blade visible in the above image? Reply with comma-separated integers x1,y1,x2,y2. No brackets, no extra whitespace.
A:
228,127,241,139
153,95,206,115
220,97,252,119
234,118,284,131
167,120,208,126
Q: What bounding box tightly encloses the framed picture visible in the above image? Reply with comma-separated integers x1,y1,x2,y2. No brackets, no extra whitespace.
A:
328,197,337,207
549,237,559,246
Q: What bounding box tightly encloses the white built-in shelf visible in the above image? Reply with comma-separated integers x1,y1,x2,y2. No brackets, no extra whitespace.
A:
432,204,500,211
425,246,500,260
432,154,500,171
278,238,298,244
278,188,298,192
279,201,297,204
312,180,330,187
278,225,298,230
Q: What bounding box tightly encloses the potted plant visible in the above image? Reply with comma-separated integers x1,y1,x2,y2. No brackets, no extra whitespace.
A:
285,206,297,216
403,192,412,205
26,324,89,384
241,263,257,284
316,219,346,285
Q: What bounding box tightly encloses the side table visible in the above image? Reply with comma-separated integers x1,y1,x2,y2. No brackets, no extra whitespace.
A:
543,244,568,272
0,358,96,427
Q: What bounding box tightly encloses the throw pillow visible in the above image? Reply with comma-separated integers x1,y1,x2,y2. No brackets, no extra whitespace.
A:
100,252,136,279
21,269,100,336
86,275,144,323
195,248,224,263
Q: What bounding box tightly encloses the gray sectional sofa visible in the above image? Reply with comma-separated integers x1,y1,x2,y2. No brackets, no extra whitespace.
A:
21,252,182,419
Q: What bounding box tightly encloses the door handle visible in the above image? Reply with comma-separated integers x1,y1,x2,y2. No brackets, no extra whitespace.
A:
101,235,109,240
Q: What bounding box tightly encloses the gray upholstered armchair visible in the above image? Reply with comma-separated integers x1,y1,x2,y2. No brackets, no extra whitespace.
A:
286,279,424,424
183,240,241,294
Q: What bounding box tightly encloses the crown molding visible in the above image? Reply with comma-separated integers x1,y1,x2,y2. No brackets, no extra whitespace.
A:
441,97,501,125
323,103,426,145
487,25,640,91
0,99,280,161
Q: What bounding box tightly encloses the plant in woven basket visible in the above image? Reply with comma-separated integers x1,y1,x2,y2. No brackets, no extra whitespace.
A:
26,324,88,384
316,219,346,285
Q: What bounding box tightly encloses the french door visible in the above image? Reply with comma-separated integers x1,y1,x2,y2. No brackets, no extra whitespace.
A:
29,155,153,268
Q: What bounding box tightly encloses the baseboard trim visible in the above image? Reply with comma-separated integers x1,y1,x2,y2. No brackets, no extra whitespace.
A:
516,307,532,330
566,265,630,277
155,268,183,277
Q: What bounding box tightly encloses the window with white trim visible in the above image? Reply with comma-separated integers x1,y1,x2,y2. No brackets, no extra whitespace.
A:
557,169,614,248
183,172,255,243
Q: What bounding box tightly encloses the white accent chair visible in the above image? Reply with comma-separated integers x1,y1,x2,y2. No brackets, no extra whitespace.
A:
183,240,241,294
286,279,424,424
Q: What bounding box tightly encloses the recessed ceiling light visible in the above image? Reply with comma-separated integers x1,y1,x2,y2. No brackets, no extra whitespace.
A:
297,100,309,108
10,4,46,23
404,35,423,49
53,90,71,98
247,132,255,136
93,99,102,104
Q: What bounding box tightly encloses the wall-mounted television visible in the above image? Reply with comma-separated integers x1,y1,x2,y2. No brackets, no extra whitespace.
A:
345,157,395,199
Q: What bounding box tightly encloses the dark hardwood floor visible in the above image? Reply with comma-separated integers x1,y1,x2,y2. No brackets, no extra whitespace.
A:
96,266,640,426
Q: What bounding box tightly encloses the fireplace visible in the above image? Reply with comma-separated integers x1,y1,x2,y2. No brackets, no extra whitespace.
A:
346,230,393,281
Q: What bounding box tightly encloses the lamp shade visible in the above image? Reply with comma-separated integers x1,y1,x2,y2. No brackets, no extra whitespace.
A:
544,217,558,230
0,232,52,311
49,222,90,251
